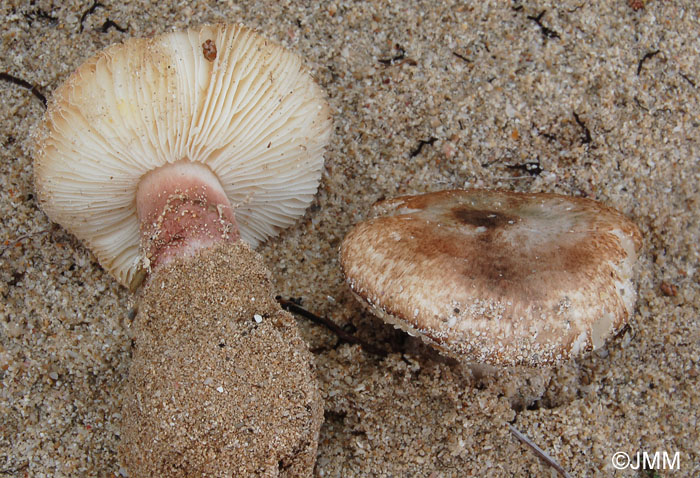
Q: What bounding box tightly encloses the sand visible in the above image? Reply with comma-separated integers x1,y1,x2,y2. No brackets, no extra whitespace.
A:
1,0,698,476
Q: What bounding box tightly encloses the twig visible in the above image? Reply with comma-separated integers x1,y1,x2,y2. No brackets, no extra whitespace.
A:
508,423,572,478
410,137,437,158
637,50,660,76
452,51,471,63
101,19,127,33
679,72,696,88
572,111,592,144
0,72,47,108
526,11,560,39
276,296,387,357
79,1,104,33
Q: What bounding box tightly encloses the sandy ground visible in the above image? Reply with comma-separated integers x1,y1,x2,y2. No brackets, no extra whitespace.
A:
1,0,698,476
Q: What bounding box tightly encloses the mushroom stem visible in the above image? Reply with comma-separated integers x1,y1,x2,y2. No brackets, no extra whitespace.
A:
33,23,332,477
121,241,323,476
136,160,240,272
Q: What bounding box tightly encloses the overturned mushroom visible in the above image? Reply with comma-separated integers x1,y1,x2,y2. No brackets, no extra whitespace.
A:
34,24,331,477
340,189,642,366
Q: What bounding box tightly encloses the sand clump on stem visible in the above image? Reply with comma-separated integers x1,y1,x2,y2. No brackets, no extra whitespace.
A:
123,241,322,476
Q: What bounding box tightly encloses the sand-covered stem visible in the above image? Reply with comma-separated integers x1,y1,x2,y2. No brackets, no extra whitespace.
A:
120,241,323,477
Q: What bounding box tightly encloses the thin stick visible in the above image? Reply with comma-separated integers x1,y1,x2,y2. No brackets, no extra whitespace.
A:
276,297,387,357
0,72,47,107
507,423,572,478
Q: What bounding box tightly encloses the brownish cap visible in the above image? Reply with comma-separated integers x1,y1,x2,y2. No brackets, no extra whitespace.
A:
340,189,643,366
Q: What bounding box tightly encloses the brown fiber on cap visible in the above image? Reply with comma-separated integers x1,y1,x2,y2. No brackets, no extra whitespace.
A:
340,189,642,366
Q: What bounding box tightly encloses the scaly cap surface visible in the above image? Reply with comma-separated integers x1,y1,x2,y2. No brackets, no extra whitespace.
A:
340,189,642,366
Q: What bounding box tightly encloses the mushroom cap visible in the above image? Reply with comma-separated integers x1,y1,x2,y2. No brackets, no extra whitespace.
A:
340,189,642,366
34,24,332,288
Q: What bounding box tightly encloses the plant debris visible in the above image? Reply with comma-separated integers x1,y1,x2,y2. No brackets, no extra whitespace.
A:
23,8,58,27
0,72,47,107
508,423,572,478
101,19,127,33
572,112,592,144
526,11,560,40
452,51,471,63
378,44,405,65
79,1,105,33
277,296,387,356
378,44,416,67
1,229,49,256
409,137,437,158
637,50,660,76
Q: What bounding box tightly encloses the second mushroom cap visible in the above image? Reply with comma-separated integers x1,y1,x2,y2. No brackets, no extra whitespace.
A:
340,189,642,366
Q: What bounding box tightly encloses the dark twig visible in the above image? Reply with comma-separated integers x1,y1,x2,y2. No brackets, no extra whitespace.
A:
572,111,592,144
508,423,573,478
526,11,560,39
0,72,47,108
409,137,437,158
101,19,127,33
79,1,104,33
679,72,696,88
277,296,387,357
452,51,471,63
637,50,660,76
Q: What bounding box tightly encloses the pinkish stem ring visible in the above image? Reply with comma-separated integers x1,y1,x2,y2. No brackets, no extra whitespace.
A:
136,161,240,272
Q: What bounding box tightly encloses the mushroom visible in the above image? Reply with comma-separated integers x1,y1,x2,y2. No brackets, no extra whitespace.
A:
340,189,642,366
33,24,331,477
